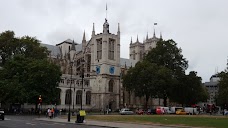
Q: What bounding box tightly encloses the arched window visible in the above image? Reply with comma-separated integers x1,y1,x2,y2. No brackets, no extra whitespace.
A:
65,89,72,105
140,50,143,60
108,39,115,60
86,91,91,105
109,80,114,92
76,90,82,105
132,50,135,60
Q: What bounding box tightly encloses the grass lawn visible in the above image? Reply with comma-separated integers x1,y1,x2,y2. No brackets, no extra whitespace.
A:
86,115,228,128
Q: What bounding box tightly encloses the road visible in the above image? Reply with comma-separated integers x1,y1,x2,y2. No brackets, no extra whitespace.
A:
0,115,104,128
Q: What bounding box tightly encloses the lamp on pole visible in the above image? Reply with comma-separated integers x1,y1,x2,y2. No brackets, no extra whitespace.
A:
73,80,75,111
81,59,85,110
68,61,73,122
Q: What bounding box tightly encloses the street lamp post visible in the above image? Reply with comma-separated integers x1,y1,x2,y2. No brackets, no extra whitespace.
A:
68,61,73,122
81,59,85,110
73,81,75,111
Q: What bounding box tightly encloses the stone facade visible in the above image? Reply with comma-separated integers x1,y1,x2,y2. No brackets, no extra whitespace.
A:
42,19,137,111
203,74,219,105
42,18,165,111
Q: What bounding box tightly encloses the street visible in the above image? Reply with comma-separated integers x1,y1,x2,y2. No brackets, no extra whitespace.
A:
0,115,104,128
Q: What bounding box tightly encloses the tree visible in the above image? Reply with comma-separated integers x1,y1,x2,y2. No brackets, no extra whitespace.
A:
0,55,61,104
123,60,173,108
217,71,228,107
145,39,188,76
0,30,17,65
170,71,208,106
0,30,61,105
0,30,49,66
145,39,188,106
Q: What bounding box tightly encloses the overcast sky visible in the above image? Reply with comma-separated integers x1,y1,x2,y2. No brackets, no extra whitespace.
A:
0,0,228,82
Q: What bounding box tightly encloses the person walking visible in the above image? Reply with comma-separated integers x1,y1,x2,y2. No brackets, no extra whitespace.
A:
48,108,52,119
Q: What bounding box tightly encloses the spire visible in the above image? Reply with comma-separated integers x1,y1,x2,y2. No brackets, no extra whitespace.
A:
146,32,148,40
118,23,120,32
83,30,86,41
136,35,139,42
71,40,76,50
93,23,95,32
92,23,95,37
82,31,86,51
160,32,163,39
117,23,120,36
130,37,132,44
153,29,156,38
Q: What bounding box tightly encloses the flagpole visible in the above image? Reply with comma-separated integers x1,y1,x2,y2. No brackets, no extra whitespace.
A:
106,3,107,20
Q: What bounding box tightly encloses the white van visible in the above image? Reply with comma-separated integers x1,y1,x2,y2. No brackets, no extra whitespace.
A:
184,107,198,115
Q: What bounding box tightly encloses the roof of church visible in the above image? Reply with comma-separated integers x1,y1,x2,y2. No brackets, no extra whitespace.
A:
56,39,79,46
40,43,61,57
120,58,137,68
40,43,82,57
41,42,136,68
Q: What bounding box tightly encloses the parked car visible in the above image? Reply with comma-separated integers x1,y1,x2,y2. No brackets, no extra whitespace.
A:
184,107,198,115
119,108,134,115
176,109,187,115
224,109,228,115
170,107,183,114
136,109,144,115
0,109,4,120
156,107,171,114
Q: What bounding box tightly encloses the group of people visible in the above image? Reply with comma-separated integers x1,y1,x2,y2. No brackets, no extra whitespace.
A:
47,108,55,119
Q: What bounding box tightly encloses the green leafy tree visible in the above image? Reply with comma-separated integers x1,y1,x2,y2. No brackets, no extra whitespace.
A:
145,39,188,106
217,71,228,107
170,71,208,106
0,30,17,65
0,30,61,105
0,30,49,66
0,55,61,104
123,60,174,108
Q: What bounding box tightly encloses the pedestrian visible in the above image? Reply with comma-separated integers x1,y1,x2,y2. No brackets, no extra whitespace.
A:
51,107,55,118
48,108,52,119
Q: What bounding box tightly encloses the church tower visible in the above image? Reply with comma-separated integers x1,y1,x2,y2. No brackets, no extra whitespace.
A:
90,18,121,111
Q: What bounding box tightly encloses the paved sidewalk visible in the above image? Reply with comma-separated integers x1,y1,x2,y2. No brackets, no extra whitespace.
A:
35,117,199,128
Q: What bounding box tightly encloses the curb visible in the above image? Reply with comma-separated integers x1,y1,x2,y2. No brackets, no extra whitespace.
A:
76,123,118,128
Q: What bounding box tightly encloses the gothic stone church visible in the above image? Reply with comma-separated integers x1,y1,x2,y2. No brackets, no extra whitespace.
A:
42,18,163,111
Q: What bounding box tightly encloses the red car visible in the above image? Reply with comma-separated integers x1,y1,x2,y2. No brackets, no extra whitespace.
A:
136,109,144,115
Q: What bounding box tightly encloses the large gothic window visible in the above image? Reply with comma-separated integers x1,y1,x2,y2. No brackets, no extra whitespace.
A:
109,80,114,92
65,89,72,105
76,90,82,105
86,91,91,105
108,39,115,60
97,39,102,60
140,50,143,60
132,50,135,60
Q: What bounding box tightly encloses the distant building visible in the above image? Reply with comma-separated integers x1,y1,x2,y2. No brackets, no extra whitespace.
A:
129,31,162,62
203,74,220,105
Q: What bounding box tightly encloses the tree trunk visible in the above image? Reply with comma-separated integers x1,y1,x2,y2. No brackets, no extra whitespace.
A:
163,96,167,107
128,91,131,107
145,95,149,109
